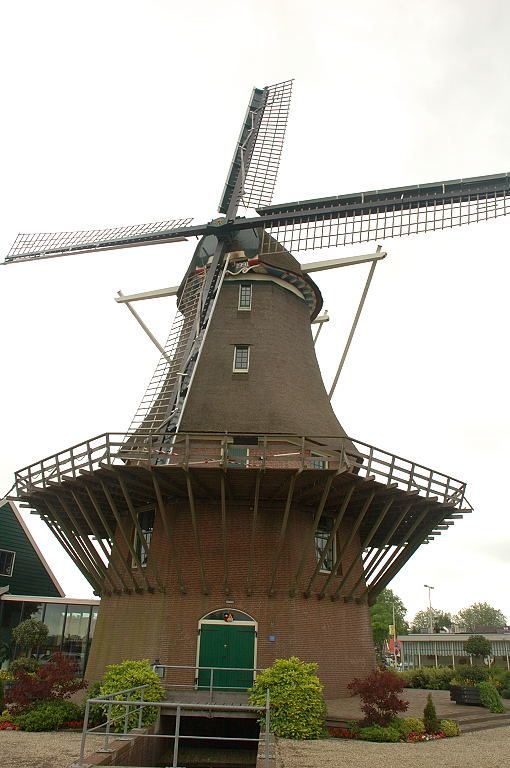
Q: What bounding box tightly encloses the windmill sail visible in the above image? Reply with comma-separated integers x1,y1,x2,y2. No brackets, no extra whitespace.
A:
4,218,196,263
254,172,510,251
218,79,293,217
127,237,230,443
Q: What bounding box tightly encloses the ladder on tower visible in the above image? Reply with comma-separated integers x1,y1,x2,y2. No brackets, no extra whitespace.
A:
127,253,229,448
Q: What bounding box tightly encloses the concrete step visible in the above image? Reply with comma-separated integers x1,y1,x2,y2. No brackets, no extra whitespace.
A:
461,717,510,733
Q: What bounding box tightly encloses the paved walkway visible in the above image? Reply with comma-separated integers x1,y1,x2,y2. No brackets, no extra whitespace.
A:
326,687,493,721
277,727,510,768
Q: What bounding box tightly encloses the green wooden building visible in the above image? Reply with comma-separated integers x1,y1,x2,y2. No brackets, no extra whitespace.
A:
0,499,63,597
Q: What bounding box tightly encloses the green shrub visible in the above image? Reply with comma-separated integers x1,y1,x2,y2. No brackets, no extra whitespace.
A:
0,678,3,711
478,682,505,714
392,716,425,737
13,700,81,731
358,724,400,742
83,681,105,727
99,659,165,732
423,693,440,734
453,664,487,684
400,667,455,690
500,689,510,700
249,657,326,739
490,669,510,691
9,657,40,676
440,719,460,737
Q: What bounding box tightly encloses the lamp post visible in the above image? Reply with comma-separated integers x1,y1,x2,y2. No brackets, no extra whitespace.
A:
424,584,434,633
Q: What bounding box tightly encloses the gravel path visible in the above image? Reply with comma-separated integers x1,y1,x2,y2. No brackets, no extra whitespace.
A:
0,731,104,768
277,726,510,768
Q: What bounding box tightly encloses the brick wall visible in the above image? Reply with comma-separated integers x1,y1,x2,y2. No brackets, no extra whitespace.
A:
86,497,375,696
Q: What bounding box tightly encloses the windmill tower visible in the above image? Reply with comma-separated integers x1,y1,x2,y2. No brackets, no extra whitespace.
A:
6,80,508,694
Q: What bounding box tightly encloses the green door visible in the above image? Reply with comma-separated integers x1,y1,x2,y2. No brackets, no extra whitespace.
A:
198,623,255,690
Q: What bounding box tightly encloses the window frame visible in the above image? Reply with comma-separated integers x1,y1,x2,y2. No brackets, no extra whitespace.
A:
0,549,16,577
238,283,252,311
233,344,250,373
132,508,155,569
314,519,336,574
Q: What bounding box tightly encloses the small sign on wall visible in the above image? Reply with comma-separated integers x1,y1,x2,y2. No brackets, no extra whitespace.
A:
268,634,276,642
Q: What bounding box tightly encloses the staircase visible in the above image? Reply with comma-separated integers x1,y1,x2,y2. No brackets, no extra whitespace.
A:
455,710,510,733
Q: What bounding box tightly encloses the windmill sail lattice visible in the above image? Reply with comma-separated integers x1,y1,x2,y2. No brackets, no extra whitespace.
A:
240,79,293,210
127,272,204,435
5,218,192,262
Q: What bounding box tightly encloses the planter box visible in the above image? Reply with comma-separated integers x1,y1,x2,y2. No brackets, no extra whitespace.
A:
450,685,481,705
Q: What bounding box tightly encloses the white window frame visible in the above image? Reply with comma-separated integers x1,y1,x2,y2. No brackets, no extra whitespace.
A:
238,284,252,310
233,345,250,373
315,520,336,574
0,549,16,577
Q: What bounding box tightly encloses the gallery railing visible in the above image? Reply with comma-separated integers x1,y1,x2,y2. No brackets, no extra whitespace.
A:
14,430,469,509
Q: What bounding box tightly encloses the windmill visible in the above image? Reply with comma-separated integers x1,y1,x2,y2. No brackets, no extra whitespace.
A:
5,80,508,694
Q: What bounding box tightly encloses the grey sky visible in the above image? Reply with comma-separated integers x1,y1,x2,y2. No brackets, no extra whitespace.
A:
0,0,509,624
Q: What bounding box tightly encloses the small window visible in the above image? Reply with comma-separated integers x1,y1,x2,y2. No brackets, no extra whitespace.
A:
238,284,252,310
315,518,336,573
0,549,15,577
133,509,155,568
233,345,250,372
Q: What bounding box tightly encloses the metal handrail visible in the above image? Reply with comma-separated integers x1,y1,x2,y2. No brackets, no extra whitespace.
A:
79,682,271,768
152,663,263,703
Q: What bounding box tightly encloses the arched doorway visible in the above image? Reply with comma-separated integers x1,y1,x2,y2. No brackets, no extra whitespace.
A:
196,609,257,690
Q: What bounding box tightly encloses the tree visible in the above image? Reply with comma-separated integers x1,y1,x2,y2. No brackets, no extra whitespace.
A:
454,603,507,631
411,609,452,633
12,619,48,657
464,635,492,659
370,589,408,658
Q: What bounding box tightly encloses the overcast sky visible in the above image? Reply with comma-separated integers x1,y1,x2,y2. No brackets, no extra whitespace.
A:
0,0,509,625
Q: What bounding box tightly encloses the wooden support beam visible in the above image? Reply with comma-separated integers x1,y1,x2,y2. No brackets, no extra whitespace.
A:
99,479,149,593
152,471,186,594
40,507,102,594
220,473,229,595
246,472,261,596
318,488,376,598
365,504,434,599
185,472,209,595
305,483,356,597
336,495,396,601
71,489,125,594
44,497,104,593
291,474,334,597
361,500,416,584
57,494,113,594
116,473,165,593
84,484,136,593
268,472,299,596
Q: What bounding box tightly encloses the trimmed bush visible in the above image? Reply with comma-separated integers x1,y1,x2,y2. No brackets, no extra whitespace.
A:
392,716,425,737
398,667,455,690
12,620,48,655
347,669,408,726
83,681,104,727
478,682,505,714
500,688,510,700
358,724,400,742
99,659,165,732
453,664,487,684
10,657,40,676
440,719,460,737
423,693,440,734
13,700,81,731
249,657,326,739
464,635,491,659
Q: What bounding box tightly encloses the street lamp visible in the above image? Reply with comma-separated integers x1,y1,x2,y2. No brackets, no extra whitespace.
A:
424,584,435,633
